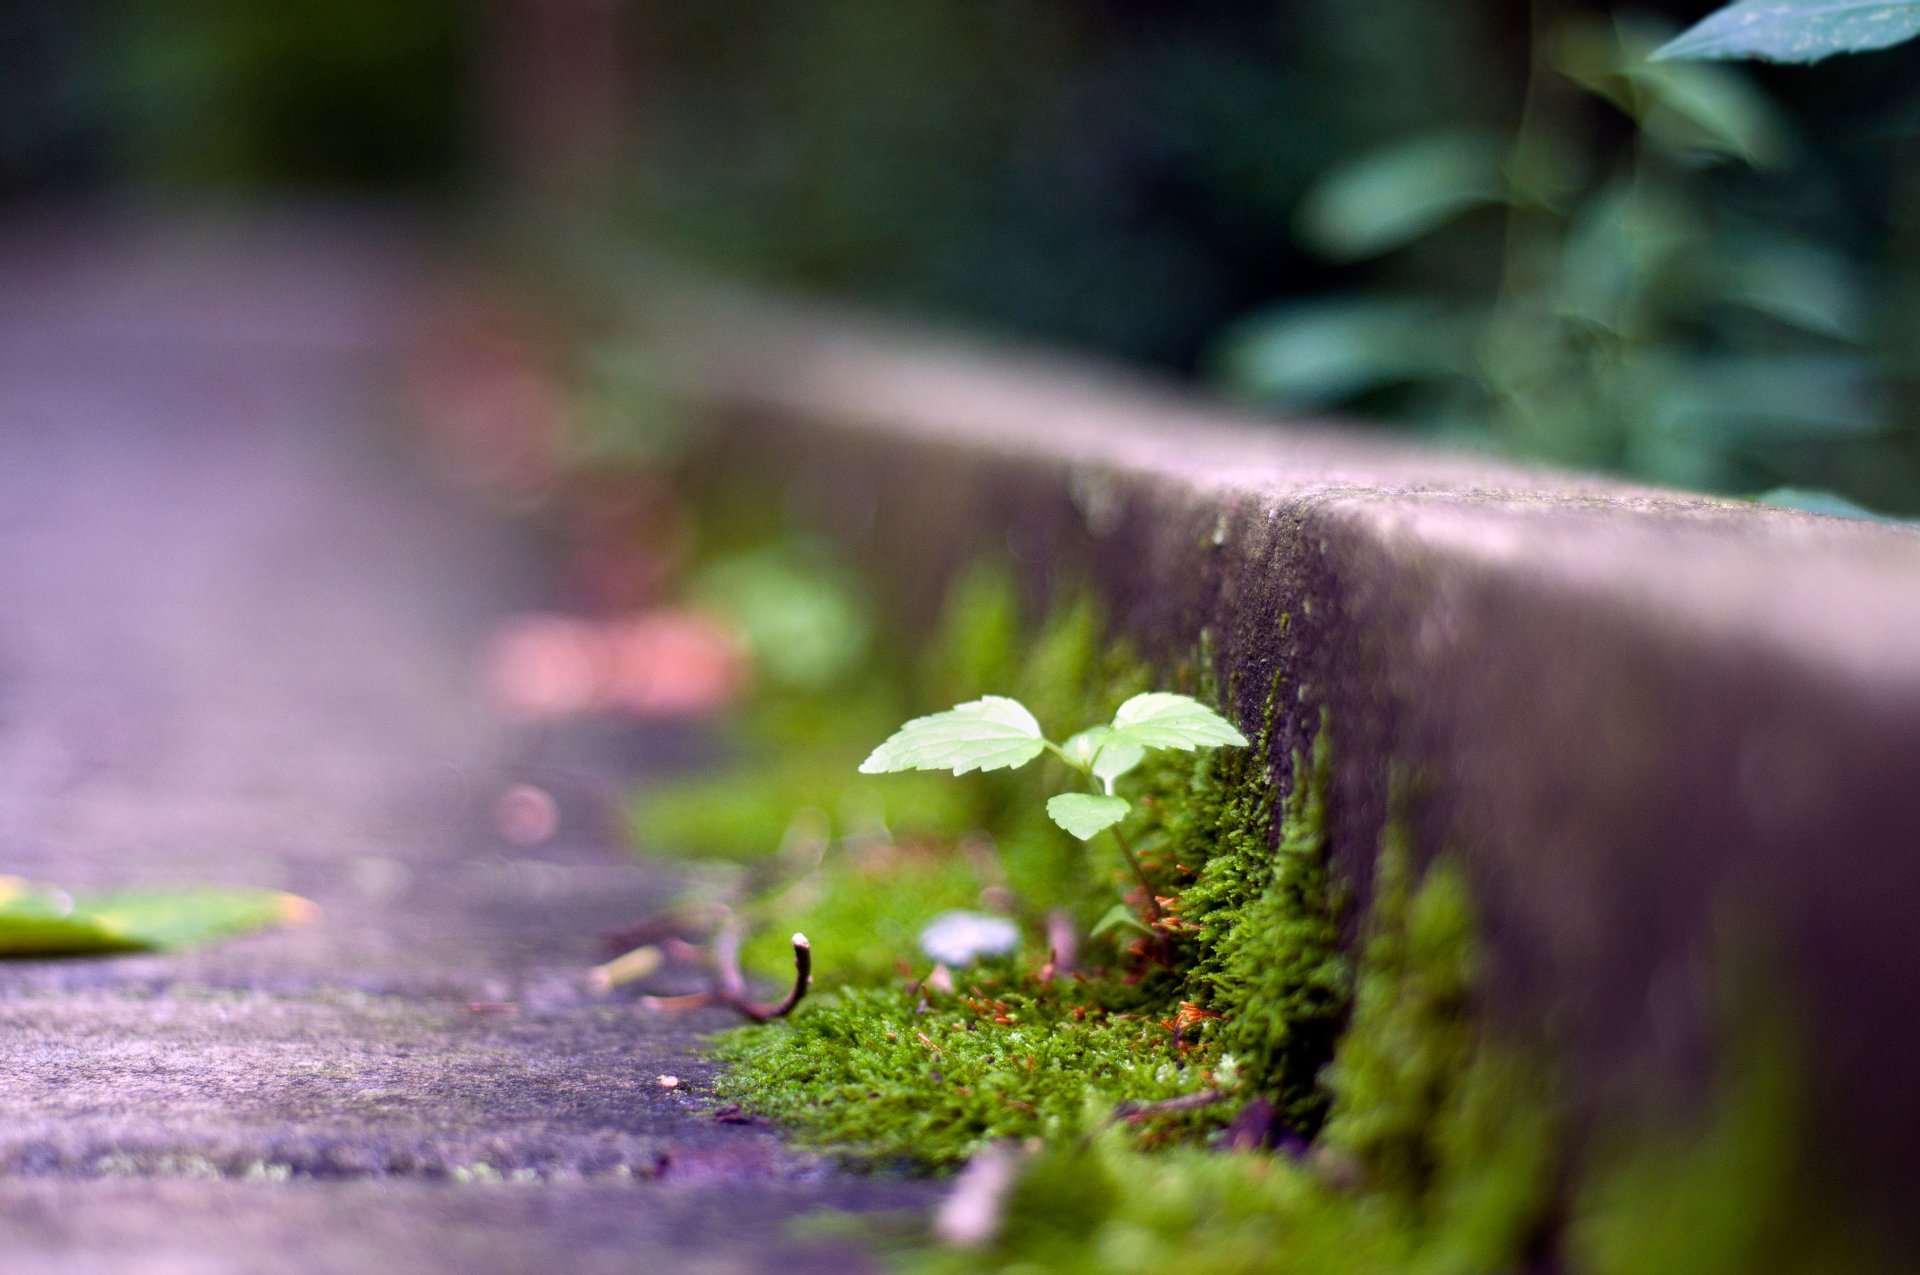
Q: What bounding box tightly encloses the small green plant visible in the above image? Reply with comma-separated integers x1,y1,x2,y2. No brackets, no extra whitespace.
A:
859,693,1248,936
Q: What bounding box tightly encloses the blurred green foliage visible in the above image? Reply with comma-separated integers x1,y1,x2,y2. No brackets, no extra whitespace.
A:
19,0,1920,508
632,1,1920,513
1215,12,1912,500
109,0,469,188
0,0,468,192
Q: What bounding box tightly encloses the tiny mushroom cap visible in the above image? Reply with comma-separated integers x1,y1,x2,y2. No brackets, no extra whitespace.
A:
920,911,1020,967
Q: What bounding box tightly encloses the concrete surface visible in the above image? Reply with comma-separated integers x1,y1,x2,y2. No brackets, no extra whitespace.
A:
0,211,931,1273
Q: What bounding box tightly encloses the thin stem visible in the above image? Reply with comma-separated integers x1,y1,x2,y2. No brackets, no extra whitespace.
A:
1106,823,1161,928
1040,740,1081,770
639,927,812,1024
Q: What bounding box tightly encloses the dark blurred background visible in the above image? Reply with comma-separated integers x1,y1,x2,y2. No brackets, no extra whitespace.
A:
9,0,1920,511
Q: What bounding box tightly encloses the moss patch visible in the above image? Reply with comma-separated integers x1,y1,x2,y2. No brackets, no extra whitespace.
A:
712,976,1226,1170
621,539,1877,1272
899,841,1562,1275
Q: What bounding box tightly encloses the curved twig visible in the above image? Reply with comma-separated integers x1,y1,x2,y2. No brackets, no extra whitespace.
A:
639,930,811,1024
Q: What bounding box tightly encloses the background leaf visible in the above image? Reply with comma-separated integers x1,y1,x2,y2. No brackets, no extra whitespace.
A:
1294,131,1508,262
1756,486,1903,522
1046,793,1132,840
859,696,1047,775
1213,297,1468,408
1107,694,1249,752
1653,0,1920,64
1650,354,1887,441
689,545,870,692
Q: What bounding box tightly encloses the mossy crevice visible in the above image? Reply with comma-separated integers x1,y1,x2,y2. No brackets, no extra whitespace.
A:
627,544,1875,1271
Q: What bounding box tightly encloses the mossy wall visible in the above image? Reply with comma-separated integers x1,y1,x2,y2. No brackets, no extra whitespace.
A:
671,384,1920,1262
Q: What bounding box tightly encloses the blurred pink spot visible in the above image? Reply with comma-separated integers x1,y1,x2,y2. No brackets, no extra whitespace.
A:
494,783,561,845
485,609,746,720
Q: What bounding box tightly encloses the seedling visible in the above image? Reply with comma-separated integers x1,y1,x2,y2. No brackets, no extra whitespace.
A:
860,692,1248,937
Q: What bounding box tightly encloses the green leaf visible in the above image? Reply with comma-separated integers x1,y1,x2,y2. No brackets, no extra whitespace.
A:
1716,236,1866,341
1653,0,1920,64
1295,132,1508,262
77,887,317,951
0,879,314,958
1089,902,1153,939
1062,727,1147,791
1091,740,1147,790
1046,793,1132,841
859,696,1047,775
1559,18,1787,164
1106,694,1249,752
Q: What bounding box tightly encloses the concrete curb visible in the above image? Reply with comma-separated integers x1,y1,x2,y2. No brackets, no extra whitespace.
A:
646,293,1920,1229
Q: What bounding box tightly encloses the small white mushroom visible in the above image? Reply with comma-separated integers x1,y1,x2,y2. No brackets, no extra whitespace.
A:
918,910,1020,967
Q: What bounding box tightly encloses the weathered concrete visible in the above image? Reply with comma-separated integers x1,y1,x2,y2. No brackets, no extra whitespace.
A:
626,289,1920,1243
0,213,932,1272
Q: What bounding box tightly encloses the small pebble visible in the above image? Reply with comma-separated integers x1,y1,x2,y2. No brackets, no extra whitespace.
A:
656,1075,680,1090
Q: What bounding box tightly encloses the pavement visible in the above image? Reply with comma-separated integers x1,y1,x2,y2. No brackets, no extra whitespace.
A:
0,209,932,1273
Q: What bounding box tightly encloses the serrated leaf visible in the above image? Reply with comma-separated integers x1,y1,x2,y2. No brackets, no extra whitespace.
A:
1107,694,1249,752
859,696,1047,775
1653,0,1920,64
1090,902,1153,939
1046,793,1132,841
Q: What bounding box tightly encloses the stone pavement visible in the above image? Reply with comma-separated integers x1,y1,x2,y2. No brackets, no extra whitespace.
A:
0,212,930,1273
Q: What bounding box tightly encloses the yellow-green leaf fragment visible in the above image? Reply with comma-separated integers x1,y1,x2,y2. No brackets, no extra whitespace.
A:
0,883,316,958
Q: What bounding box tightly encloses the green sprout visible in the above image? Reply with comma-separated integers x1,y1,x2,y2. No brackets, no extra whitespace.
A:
859,692,1249,939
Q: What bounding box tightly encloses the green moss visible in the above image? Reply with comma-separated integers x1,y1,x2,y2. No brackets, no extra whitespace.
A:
1179,710,1349,1134
711,978,1227,1170
909,1135,1416,1275
635,528,1889,1273
905,836,1563,1275
711,567,1370,1169
1568,1019,1887,1275
1317,823,1479,1203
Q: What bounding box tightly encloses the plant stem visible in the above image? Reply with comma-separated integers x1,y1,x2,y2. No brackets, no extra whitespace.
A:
1105,822,1170,966
1105,824,1157,920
